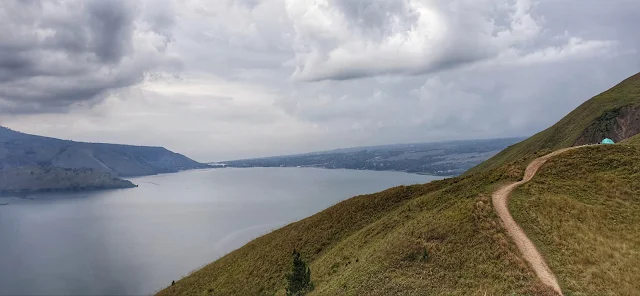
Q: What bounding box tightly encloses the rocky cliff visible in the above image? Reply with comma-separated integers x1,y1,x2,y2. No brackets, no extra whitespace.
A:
574,105,640,145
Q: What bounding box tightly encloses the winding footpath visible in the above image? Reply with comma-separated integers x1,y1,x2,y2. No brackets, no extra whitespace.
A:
492,147,582,296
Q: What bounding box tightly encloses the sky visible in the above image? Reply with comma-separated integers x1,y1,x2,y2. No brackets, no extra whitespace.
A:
0,0,639,162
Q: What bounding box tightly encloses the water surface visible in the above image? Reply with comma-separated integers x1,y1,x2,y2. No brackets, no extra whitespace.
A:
0,167,442,295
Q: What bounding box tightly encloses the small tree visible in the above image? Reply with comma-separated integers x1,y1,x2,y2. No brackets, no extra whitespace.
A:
285,249,313,296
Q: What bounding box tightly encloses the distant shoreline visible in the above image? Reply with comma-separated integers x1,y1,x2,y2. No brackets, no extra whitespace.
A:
213,137,521,177
208,165,454,178
218,165,456,177
0,184,138,198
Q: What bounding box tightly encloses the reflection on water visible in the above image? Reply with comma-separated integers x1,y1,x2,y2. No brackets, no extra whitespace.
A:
0,167,442,295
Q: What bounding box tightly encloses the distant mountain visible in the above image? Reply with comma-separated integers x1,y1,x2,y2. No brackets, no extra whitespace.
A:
0,126,209,177
216,138,524,176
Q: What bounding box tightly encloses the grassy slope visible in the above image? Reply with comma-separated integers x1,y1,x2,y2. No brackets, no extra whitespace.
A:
467,72,640,175
158,73,640,296
622,133,640,145
158,164,557,296
510,145,640,295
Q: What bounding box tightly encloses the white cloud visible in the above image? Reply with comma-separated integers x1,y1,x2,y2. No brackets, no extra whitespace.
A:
284,0,616,81
1,0,639,161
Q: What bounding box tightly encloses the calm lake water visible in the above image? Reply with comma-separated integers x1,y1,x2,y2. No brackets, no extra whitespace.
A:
0,167,442,296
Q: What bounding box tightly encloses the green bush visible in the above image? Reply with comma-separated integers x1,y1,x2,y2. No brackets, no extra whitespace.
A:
285,249,314,296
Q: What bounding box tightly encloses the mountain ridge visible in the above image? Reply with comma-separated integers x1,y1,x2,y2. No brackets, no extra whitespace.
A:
467,72,640,174
0,126,208,177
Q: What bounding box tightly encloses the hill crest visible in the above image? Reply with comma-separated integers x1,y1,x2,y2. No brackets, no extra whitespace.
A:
0,126,208,177
467,72,640,174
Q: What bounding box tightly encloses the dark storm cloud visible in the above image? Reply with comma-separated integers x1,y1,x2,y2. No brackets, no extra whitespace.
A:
86,0,137,63
0,0,179,114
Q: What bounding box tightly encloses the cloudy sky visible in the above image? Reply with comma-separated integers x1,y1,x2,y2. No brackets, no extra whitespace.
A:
0,0,638,161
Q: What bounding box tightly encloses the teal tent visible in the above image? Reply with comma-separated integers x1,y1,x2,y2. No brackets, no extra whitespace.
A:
601,138,615,144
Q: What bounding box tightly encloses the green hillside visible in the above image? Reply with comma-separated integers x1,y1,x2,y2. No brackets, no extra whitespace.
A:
467,72,640,175
158,145,640,296
158,164,556,296
510,145,640,295
157,73,640,296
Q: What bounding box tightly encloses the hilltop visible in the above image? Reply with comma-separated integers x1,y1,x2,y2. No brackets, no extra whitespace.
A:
0,126,208,194
157,72,640,296
467,72,640,174
0,126,208,177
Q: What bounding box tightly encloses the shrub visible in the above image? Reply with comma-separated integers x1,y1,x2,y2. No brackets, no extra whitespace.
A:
285,249,314,296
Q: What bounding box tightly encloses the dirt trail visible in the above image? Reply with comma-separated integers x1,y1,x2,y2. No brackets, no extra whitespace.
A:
492,147,581,296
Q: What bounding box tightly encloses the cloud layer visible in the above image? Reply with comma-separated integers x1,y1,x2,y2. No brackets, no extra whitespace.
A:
1,0,639,160
0,0,179,113
285,0,616,81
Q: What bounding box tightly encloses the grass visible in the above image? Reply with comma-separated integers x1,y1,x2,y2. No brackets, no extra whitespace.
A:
622,133,640,145
467,72,640,175
159,144,640,296
157,164,556,296
510,145,640,295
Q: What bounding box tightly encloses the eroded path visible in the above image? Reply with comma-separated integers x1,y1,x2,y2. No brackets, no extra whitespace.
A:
492,147,581,295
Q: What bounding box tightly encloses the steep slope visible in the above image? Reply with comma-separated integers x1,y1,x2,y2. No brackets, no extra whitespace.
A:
158,164,557,296
158,144,639,296
468,72,640,174
157,73,640,296
0,126,208,176
510,145,640,295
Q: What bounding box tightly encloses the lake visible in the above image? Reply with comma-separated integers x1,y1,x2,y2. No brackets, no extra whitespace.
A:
0,167,443,295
